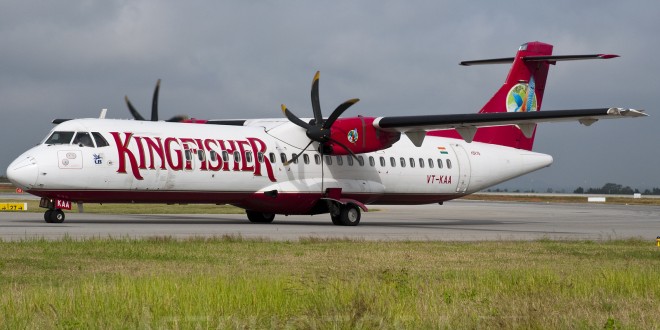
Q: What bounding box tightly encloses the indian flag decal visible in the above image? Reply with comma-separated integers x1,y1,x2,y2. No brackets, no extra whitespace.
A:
437,146,449,155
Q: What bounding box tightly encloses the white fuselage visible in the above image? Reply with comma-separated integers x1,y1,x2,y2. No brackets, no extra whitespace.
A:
7,118,552,213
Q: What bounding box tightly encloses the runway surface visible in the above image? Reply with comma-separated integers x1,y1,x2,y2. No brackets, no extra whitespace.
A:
1,200,659,241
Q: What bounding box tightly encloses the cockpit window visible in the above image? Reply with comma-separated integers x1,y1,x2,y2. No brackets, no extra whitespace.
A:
92,132,109,147
45,131,75,145
73,132,95,147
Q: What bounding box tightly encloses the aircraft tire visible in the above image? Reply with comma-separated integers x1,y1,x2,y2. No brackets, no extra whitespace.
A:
246,210,275,223
44,210,54,223
50,209,65,223
338,204,361,226
330,214,343,225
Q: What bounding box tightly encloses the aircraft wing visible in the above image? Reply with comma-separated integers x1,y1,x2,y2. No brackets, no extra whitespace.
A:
372,107,646,145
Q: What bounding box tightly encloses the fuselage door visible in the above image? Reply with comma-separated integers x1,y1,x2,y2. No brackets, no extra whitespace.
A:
450,143,471,193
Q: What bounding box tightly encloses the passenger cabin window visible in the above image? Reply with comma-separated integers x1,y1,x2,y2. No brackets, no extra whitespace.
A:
257,152,264,163
314,154,321,165
280,153,287,164
73,132,94,147
92,132,109,147
437,159,443,169
336,156,343,166
291,153,298,164
428,158,434,168
198,149,205,161
419,158,424,168
269,152,276,163
446,159,452,169
347,156,354,166
358,156,364,166
210,150,218,162
185,149,193,161
325,155,332,165
380,157,386,167
222,151,230,162
245,151,253,163
303,154,310,164
369,156,375,167
233,151,241,163
390,157,396,167
409,158,415,168
400,157,406,168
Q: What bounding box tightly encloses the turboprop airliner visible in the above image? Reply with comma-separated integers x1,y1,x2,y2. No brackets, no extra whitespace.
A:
6,41,646,225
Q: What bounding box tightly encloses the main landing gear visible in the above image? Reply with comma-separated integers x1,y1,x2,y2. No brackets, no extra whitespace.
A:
246,210,276,223
44,209,65,223
245,202,362,226
330,203,361,226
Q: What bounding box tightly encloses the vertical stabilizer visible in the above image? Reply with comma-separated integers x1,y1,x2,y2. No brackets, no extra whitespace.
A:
470,41,553,150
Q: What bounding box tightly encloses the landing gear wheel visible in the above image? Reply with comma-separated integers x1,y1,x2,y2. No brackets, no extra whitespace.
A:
50,209,65,223
331,213,342,225
246,210,275,223
332,204,361,226
44,210,54,223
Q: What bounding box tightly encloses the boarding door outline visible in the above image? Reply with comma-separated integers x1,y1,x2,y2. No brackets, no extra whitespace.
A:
450,144,471,193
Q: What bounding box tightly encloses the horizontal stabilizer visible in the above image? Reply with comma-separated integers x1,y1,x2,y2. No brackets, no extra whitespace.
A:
460,54,618,66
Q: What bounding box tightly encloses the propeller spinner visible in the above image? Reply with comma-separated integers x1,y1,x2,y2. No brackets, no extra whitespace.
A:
281,71,360,165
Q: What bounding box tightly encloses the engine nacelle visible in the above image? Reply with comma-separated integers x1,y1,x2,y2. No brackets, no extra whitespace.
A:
326,117,400,155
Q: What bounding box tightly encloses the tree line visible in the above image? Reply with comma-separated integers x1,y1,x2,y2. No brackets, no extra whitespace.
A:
573,183,660,195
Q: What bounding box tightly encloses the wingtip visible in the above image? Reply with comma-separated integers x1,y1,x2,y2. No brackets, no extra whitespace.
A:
281,104,287,113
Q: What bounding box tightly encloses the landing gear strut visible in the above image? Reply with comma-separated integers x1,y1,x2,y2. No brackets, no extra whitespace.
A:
44,209,65,223
330,203,361,226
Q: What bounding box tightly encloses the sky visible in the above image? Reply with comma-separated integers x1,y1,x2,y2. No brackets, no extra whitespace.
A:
1,1,657,191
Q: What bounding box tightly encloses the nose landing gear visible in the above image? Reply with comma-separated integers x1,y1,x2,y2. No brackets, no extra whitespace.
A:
39,197,68,223
44,209,65,223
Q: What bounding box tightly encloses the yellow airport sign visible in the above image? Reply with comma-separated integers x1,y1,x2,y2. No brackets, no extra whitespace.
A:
0,203,28,211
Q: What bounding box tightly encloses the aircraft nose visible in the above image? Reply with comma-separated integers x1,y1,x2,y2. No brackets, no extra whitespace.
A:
6,155,38,190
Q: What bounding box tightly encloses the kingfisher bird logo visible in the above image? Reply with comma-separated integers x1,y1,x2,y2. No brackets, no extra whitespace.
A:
347,128,359,143
506,76,537,112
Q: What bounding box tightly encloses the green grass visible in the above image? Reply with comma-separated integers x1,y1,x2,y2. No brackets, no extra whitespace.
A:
1,238,659,328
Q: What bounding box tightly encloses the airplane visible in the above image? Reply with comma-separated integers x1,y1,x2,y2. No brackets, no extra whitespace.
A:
6,41,646,225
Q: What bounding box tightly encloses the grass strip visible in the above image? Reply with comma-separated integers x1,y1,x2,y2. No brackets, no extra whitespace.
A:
1,238,659,328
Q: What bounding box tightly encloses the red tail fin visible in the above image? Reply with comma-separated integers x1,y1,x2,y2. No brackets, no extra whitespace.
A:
471,42,552,150
428,41,618,150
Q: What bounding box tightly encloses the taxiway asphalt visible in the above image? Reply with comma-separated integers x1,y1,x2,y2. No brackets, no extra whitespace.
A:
1,200,659,241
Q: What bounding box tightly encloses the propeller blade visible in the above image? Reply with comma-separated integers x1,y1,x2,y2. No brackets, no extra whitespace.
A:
329,138,360,163
125,96,146,121
310,71,322,126
151,79,161,121
284,140,314,166
281,104,312,129
323,98,360,129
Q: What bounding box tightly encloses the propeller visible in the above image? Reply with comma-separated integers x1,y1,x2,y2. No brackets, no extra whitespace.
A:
281,71,360,165
125,79,189,122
